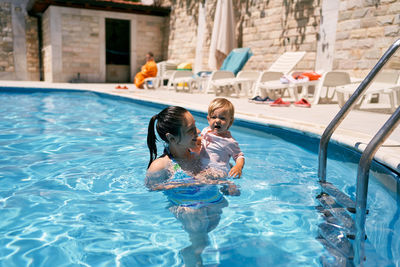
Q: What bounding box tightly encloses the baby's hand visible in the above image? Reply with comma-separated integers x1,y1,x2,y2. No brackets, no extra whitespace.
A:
229,165,242,178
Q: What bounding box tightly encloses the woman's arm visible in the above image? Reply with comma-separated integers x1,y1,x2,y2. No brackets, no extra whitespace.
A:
145,157,170,190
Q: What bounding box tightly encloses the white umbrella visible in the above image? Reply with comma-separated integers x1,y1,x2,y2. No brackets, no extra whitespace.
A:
208,0,236,70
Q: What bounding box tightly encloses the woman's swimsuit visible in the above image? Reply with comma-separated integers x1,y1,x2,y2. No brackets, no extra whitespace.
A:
162,148,224,209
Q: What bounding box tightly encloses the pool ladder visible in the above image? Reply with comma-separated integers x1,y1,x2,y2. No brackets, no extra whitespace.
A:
318,38,400,266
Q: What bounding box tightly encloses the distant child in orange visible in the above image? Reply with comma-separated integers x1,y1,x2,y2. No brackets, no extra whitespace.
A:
200,98,245,178
134,52,157,89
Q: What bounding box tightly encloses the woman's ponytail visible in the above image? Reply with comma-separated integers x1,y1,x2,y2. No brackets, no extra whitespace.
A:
147,114,158,168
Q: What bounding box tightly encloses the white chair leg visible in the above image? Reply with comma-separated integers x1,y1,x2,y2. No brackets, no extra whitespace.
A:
253,83,261,97
287,85,299,101
167,80,173,90
312,80,324,105
205,82,214,94
233,83,240,97
337,91,345,108
396,90,400,107
389,92,396,112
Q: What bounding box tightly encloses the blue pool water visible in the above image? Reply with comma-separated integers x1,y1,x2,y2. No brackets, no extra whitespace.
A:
0,89,399,266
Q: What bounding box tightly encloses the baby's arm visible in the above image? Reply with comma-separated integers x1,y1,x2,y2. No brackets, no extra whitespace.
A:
229,157,245,178
229,138,245,178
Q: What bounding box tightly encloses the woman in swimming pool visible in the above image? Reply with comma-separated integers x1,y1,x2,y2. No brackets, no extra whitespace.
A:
146,106,238,267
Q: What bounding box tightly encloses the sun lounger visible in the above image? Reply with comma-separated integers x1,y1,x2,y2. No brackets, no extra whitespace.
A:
167,70,198,93
219,48,253,76
201,48,254,96
207,70,260,97
253,51,306,99
258,78,319,101
336,71,400,112
204,70,237,95
311,71,351,105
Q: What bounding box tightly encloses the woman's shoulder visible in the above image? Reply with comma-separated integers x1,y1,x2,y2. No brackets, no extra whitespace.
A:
147,156,171,173
145,156,172,189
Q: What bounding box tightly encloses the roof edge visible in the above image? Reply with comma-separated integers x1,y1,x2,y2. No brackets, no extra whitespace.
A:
27,0,171,17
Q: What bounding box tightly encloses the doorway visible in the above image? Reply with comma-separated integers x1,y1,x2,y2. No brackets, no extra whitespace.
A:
105,18,130,83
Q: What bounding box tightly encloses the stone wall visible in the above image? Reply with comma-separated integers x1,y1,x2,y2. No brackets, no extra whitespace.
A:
61,12,101,82
239,0,321,71
135,14,168,71
162,0,399,78
0,2,14,76
165,1,198,63
334,0,400,77
0,0,40,81
25,15,39,80
163,0,321,72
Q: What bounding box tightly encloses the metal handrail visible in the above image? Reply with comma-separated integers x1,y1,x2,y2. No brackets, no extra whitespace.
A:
354,106,400,265
316,38,400,266
318,38,400,182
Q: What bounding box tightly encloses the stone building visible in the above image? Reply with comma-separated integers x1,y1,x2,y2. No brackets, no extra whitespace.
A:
0,0,399,82
0,0,170,82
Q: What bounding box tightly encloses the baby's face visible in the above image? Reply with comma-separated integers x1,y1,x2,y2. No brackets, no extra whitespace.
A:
207,108,232,135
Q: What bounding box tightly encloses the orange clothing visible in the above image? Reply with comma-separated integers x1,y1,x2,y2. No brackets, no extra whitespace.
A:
134,60,158,88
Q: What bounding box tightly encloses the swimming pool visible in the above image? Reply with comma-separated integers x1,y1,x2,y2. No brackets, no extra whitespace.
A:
0,89,399,266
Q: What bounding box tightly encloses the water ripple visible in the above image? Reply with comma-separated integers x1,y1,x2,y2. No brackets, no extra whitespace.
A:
0,91,398,266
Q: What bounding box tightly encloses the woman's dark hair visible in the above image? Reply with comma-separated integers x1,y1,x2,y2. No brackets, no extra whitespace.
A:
147,106,188,168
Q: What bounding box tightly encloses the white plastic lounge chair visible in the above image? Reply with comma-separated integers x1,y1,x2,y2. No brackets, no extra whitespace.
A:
253,71,285,99
143,61,177,90
311,71,351,105
207,70,261,97
336,71,400,112
234,70,261,96
253,51,306,98
204,70,237,96
191,48,254,96
267,51,306,73
167,70,198,93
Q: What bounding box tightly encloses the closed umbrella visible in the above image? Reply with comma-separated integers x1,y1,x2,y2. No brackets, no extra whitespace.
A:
208,0,236,70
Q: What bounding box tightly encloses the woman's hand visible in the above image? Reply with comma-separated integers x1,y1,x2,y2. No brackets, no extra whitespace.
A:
196,167,227,181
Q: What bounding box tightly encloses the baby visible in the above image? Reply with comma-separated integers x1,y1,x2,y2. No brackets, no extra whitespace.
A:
200,98,245,178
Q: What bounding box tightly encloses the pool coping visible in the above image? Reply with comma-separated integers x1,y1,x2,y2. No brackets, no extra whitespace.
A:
1,83,400,176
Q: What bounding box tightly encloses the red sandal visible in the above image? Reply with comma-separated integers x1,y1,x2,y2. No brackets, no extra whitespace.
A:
270,98,291,107
294,98,311,108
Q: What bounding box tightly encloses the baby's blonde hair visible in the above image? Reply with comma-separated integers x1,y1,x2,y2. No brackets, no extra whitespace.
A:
208,98,235,127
